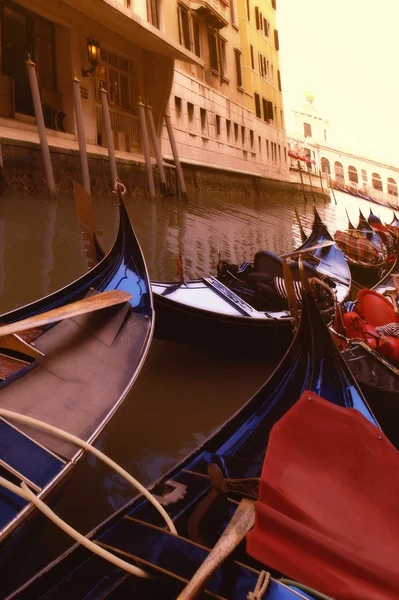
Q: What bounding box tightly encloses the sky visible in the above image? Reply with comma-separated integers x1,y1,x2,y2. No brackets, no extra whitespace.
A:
277,0,399,165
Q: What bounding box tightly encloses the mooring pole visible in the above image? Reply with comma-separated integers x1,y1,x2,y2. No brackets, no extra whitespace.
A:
146,102,167,196
26,55,56,197
72,73,91,195
137,99,155,200
307,165,316,204
99,82,118,187
297,160,307,202
164,110,188,201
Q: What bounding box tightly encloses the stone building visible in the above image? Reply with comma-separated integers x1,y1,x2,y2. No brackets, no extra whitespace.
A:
288,92,399,206
0,0,292,193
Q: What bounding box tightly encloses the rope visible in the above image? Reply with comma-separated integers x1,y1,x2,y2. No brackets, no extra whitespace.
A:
278,578,334,600
0,408,177,532
247,570,271,599
0,477,151,579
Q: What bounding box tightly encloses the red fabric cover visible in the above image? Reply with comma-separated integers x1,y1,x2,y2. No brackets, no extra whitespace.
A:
357,289,398,326
379,336,399,364
343,312,377,348
246,392,399,600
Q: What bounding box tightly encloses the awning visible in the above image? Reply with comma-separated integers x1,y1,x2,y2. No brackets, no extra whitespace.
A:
64,0,203,65
190,0,229,29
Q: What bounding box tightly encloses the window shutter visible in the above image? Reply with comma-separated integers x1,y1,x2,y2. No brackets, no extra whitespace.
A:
255,6,260,29
274,29,279,51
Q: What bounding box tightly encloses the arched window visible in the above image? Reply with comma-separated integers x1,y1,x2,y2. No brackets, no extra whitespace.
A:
334,161,344,184
372,173,382,191
321,157,330,175
388,177,398,197
348,166,358,184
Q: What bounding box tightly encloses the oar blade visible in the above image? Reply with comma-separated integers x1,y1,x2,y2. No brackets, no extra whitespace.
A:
0,290,132,338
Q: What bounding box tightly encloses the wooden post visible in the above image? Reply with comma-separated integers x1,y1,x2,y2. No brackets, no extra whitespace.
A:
72,73,91,195
99,82,118,187
165,110,188,201
297,160,307,202
146,102,168,196
307,165,316,204
137,99,156,200
26,55,56,197
0,140,4,194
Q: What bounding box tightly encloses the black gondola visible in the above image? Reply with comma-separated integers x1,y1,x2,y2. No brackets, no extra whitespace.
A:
152,209,351,357
0,184,153,548
6,289,387,600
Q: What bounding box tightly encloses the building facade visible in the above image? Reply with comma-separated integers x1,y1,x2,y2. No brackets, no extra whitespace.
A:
288,93,399,205
0,0,291,191
162,0,290,181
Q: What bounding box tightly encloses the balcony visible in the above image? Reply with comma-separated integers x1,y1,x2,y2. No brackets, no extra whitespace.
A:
190,0,229,29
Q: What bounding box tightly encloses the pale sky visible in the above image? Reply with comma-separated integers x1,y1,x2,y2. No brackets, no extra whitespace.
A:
277,0,399,165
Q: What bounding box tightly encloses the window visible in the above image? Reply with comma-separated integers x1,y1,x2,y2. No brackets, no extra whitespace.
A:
304,123,312,137
192,17,201,57
220,38,227,78
277,70,282,91
147,0,160,28
246,0,251,20
274,104,277,123
321,158,331,175
255,6,260,29
254,93,261,118
258,136,262,154
278,145,281,163
274,29,279,51
216,114,221,136
348,166,358,184
388,178,398,196
175,96,182,123
178,4,191,50
280,110,283,128
234,122,239,142
334,161,345,184
262,98,267,122
284,147,287,163
259,53,264,77
97,49,131,111
200,108,207,134
263,18,269,36
241,125,245,146
266,139,269,158
230,0,237,24
250,130,254,148
272,0,276,9
234,49,242,87
250,45,254,69
187,102,195,131
372,173,382,191
208,31,219,71
226,119,231,140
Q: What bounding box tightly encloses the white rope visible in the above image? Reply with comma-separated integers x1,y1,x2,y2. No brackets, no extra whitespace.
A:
0,408,176,535
0,477,151,578
247,570,271,600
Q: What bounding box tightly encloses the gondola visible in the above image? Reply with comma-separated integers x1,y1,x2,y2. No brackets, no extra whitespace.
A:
334,209,389,286
0,183,154,548
7,290,391,600
152,209,351,357
337,233,399,447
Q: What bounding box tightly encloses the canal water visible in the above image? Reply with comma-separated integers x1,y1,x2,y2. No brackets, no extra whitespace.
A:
1,187,397,595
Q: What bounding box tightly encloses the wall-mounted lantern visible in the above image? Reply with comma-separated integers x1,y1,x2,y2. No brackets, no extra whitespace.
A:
81,36,100,77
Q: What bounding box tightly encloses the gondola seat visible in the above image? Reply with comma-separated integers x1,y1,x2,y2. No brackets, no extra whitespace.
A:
344,289,399,364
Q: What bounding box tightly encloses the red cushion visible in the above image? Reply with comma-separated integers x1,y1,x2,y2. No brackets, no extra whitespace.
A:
357,289,398,326
343,311,367,340
246,392,399,600
380,337,399,365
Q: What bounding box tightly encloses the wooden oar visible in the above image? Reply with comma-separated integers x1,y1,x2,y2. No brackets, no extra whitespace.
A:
0,290,132,338
176,499,255,600
294,207,307,243
281,240,334,259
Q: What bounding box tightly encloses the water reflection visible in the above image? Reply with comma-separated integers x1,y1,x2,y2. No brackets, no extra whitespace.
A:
0,187,396,595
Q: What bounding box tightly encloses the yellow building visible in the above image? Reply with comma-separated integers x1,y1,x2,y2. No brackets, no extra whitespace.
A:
160,0,289,181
